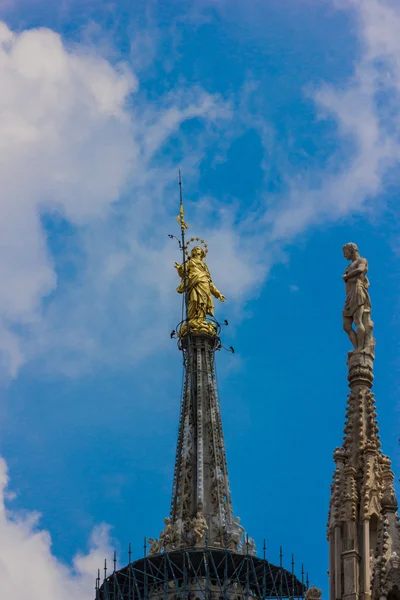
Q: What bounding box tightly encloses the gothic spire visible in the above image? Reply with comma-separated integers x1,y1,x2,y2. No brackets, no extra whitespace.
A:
328,243,400,600
147,175,252,555
96,176,308,600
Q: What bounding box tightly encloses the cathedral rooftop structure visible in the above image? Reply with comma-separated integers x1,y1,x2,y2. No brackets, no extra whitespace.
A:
95,174,310,600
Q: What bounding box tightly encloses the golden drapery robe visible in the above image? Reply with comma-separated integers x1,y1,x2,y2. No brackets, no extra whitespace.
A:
176,257,221,323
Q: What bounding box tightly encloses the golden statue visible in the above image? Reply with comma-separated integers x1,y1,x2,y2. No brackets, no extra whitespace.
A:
175,245,225,335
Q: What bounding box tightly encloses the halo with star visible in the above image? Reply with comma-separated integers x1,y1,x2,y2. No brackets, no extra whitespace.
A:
184,237,209,257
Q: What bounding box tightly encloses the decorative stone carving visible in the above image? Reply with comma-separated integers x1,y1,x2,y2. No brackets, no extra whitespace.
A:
379,586,388,600
174,517,184,547
168,333,249,551
371,549,376,576
381,466,398,510
191,510,208,544
227,517,245,551
305,586,322,600
347,350,375,388
148,537,163,555
148,516,186,554
333,447,346,462
161,517,176,549
390,552,400,570
342,242,374,354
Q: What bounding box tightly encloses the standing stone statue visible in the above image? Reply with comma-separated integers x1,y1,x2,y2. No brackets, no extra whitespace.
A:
191,510,208,544
148,537,163,555
342,243,374,353
160,517,175,550
227,516,245,551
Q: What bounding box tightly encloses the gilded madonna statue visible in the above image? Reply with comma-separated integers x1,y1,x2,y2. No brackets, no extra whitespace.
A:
175,245,225,335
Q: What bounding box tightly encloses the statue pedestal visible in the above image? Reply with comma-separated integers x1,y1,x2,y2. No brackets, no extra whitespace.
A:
347,348,375,389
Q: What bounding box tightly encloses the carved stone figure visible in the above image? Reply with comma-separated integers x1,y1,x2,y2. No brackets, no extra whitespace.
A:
227,516,245,551
390,552,400,570
191,510,208,544
342,242,374,352
370,549,378,578
163,517,175,543
175,246,225,334
174,518,184,547
148,537,163,555
305,587,322,600
148,516,186,555
158,517,176,550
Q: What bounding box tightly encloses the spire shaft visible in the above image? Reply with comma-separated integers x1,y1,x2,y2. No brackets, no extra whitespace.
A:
170,333,233,543
148,189,250,555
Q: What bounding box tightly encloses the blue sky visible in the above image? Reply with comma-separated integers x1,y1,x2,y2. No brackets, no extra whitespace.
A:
0,0,400,597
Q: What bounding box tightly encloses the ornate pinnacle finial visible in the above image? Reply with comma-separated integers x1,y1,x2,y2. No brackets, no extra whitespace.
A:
342,242,375,355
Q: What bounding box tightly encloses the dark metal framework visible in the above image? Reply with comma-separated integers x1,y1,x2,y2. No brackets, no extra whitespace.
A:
96,547,307,600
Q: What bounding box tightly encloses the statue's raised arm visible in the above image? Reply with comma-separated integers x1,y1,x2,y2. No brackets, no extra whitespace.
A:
342,242,374,354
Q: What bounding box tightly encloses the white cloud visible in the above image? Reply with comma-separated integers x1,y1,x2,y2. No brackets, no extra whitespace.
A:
2,0,400,379
266,0,400,241
0,21,137,376
0,21,237,377
0,455,112,599
1,3,399,593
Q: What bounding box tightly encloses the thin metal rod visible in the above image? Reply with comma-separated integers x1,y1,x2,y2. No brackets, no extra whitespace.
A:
164,551,168,600
144,541,148,600
113,550,116,599
246,549,250,600
128,546,132,600
263,539,267,600
206,546,211,600
292,554,295,600
178,170,189,328
224,536,228,600
183,545,187,600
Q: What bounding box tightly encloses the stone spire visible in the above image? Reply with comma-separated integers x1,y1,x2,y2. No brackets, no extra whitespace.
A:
328,243,400,600
168,330,238,549
147,187,252,556
95,178,307,600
